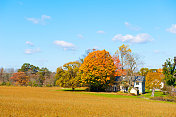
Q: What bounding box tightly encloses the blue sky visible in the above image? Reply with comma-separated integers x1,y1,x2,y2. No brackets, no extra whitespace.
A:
0,0,176,72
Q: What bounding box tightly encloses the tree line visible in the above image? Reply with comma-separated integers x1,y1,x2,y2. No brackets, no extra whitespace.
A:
0,63,55,87
0,44,176,94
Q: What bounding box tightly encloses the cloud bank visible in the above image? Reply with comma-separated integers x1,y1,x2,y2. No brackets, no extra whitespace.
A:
112,33,153,44
167,24,176,34
54,40,76,50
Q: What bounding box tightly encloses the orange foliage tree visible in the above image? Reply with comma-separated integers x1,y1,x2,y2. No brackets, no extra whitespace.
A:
79,49,116,91
10,72,29,86
145,69,164,96
112,54,126,76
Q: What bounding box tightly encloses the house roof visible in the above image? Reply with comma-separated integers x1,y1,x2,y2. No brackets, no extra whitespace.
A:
134,76,145,82
115,76,145,82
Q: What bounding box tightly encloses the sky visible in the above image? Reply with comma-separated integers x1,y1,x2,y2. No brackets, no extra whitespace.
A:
0,0,176,72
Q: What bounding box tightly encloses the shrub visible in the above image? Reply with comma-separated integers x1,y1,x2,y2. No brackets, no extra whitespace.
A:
6,82,11,86
162,85,176,96
151,96,176,102
128,87,133,93
1,82,6,86
46,84,52,87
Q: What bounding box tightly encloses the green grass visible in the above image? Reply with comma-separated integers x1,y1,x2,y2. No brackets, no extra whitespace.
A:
139,90,167,98
57,88,170,100
79,92,136,98
57,88,138,98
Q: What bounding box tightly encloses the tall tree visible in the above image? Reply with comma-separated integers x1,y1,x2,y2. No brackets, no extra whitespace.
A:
115,44,131,71
55,61,81,91
162,58,176,86
18,63,39,74
37,67,51,85
126,53,142,87
79,50,116,91
145,69,164,97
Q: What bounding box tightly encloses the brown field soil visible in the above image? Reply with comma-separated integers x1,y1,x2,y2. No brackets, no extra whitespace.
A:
0,86,176,117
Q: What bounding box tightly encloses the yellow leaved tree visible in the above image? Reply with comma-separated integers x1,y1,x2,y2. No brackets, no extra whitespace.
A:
145,69,164,97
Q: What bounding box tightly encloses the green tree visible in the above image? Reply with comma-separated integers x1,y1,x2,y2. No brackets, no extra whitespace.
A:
55,61,81,91
163,58,176,86
18,63,39,74
37,67,51,85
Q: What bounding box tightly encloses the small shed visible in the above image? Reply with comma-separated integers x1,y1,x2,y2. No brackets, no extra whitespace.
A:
130,88,139,95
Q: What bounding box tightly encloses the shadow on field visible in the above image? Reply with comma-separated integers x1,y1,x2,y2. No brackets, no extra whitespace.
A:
62,89,86,92
57,88,88,92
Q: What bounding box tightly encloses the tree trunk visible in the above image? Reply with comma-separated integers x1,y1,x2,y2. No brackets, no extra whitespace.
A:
151,87,155,97
72,87,75,91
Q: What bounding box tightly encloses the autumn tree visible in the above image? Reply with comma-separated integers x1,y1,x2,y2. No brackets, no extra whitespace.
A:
55,61,81,91
115,44,142,88
79,49,97,64
79,49,116,92
10,72,29,86
162,58,176,86
139,68,149,76
145,69,164,97
112,54,124,76
115,44,131,71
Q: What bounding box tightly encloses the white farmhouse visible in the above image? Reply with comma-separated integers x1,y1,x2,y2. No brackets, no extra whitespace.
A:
133,76,145,94
112,76,145,94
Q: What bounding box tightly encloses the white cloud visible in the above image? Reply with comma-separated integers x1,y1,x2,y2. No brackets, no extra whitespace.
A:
112,33,153,44
26,15,51,25
77,34,84,39
25,41,34,46
166,24,176,34
96,30,105,34
54,40,75,50
26,18,39,24
124,22,141,31
25,48,40,54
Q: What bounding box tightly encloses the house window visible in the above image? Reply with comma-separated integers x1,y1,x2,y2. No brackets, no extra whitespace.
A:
136,82,139,85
